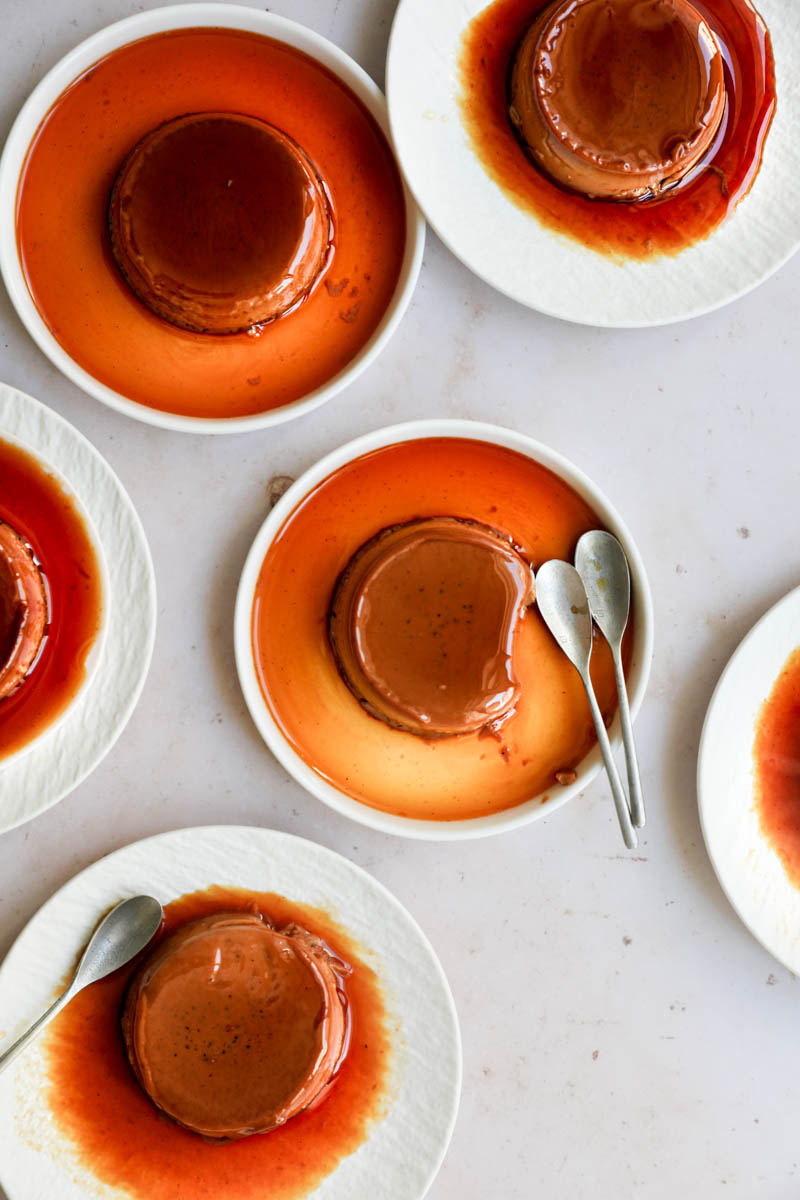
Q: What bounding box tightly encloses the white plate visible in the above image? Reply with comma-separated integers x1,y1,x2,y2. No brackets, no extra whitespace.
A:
386,0,799,327
0,383,156,834
0,825,461,1200
698,584,800,973
0,427,110,771
0,4,425,434
234,419,654,841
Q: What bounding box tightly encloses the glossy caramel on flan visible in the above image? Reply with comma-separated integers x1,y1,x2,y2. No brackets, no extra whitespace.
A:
109,113,332,334
0,521,47,702
121,911,348,1140
329,517,534,737
509,0,726,200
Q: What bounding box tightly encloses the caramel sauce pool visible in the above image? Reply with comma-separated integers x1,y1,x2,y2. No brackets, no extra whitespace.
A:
459,0,775,258
16,29,406,420
44,886,391,1200
0,439,103,759
754,648,800,890
252,438,632,822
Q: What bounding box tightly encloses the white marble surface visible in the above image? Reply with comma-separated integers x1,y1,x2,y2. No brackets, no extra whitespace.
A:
1,2,799,1197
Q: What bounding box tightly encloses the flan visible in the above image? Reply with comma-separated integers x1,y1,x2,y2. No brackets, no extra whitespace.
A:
328,517,534,737
509,0,727,200
109,113,333,334
0,521,47,701
121,912,348,1140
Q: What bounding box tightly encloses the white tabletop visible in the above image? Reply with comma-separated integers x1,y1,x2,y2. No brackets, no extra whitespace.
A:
2,3,799,1198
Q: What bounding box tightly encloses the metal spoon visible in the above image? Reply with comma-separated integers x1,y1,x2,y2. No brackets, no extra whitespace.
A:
575,530,645,829
0,894,163,1075
535,560,637,850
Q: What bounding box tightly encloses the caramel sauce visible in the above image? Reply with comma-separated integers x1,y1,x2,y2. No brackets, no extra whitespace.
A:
252,438,632,822
16,29,406,420
0,439,103,761
459,0,775,257
44,887,391,1200
754,648,800,890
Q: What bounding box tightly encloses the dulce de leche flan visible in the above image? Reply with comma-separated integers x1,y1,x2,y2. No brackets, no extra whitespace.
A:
0,521,47,702
109,113,333,334
328,517,535,737
121,911,348,1140
509,0,727,200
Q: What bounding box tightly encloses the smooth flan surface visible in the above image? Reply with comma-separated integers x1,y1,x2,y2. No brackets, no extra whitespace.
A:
510,0,726,200
0,521,47,702
121,912,348,1140
329,517,534,736
109,113,332,334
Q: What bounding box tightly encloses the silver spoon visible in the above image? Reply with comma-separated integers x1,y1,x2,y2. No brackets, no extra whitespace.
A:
535,560,637,850
575,530,645,829
0,895,163,1075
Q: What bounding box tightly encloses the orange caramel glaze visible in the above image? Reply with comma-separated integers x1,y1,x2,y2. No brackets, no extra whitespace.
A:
0,439,103,761
0,520,47,701
329,517,535,736
44,887,391,1200
16,29,406,419
108,114,333,334
459,0,775,257
754,648,800,891
252,439,632,822
509,0,726,200
121,912,349,1140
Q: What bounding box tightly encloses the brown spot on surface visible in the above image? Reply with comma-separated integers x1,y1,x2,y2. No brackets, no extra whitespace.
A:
339,302,361,324
325,277,349,297
266,476,295,509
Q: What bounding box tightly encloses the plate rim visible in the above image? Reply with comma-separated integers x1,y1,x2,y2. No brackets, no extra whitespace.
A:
0,382,157,833
697,581,800,974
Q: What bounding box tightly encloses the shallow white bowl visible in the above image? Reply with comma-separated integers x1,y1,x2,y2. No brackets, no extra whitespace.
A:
698,584,800,973
386,0,798,327
235,418,654,840
0,4,425,434
0,426,110,772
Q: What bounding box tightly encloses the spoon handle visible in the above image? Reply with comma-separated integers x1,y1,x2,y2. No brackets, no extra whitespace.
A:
613,649,645,829
581,672,638,850
0,988,72,1075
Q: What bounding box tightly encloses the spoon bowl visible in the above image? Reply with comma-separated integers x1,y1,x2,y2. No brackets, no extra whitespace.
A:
0,894,163,1074
576,530,645,828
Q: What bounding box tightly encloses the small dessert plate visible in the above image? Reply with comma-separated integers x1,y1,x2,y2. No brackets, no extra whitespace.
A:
386,0,798,327
0,5,424,432
0,383,156,834
698,584,800,974
234,419,654,840
0,825,461,1200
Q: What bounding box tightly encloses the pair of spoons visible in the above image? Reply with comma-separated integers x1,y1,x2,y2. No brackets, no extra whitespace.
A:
535,530,644,850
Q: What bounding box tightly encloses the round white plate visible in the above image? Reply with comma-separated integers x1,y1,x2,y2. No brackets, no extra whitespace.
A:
0,825,461,1200
235,418,654,841
698,584,800,973
386,0,798,327
0,383,156,834
0,4,425,434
